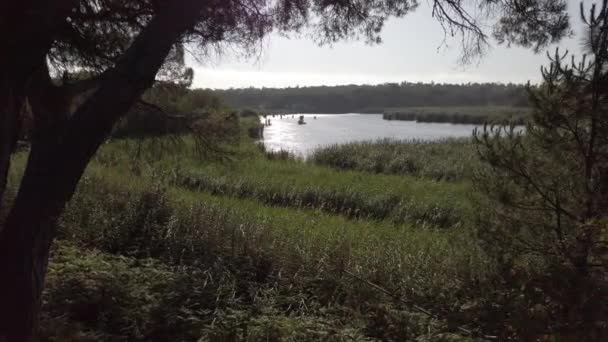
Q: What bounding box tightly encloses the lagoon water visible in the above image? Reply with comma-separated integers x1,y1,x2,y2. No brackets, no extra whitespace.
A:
261,113,480,157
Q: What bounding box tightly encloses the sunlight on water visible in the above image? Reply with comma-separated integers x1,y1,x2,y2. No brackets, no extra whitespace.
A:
261,113,481,157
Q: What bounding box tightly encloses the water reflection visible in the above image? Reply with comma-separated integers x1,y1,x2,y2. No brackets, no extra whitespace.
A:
261,113,482,157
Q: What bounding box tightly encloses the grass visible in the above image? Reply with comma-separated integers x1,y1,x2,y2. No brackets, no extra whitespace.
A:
175,159,471,228
64,163,489,287
310,138,479,181
5,122,499,340
383,106,530,124
93,137,472,229
47,157,491,340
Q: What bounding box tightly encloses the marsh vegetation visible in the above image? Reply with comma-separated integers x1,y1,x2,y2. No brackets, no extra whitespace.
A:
382,106,530,125
6,125,492,341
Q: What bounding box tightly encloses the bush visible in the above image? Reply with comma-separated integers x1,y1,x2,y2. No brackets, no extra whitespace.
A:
41,244,174,341
239,108,260,118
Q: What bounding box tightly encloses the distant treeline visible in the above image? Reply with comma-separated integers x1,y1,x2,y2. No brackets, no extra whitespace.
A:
209,82,530,113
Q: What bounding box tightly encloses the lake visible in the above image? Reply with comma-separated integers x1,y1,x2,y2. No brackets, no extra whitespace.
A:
261,113,481,157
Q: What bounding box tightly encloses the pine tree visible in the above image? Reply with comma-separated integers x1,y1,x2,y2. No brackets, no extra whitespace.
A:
474,1,608,338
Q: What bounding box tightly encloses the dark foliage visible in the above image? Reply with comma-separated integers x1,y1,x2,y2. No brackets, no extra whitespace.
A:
473,2,608,338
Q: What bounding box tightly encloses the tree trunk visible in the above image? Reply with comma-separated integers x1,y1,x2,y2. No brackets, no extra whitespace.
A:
0,213,53,342
0,74,71,340
0,2,207,340
0,0,77,212
0,88,21,212
0,148,61,341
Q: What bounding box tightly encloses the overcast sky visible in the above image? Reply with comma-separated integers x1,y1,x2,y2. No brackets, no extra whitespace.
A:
188,0,587,89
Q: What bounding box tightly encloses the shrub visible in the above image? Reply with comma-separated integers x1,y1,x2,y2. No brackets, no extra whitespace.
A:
473,9,608,338
41,244,174,341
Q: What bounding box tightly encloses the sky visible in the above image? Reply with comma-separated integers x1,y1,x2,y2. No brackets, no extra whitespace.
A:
188,0,587,89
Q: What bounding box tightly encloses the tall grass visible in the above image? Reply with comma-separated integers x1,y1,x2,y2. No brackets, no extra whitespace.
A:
4,130,498,340
176,158,470,228
40,156,494,340
311,138,478,181
92,137,472,228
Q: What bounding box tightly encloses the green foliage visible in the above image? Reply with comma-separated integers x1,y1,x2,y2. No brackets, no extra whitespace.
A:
177,88,223,113
190,110,241,160
112,105,192,139
311,138,477,181
115,83,228,139
110,111,246,167
111,80,246,165
141,82,190,113
239,108,261,118
41,244,174,341
493,0,570,53
239,115,264,140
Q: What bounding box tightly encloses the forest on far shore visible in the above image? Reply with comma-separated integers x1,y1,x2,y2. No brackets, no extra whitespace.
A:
210,82,530,113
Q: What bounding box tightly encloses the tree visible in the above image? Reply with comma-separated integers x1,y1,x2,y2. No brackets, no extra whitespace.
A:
0,0,572,340
209,82,531,113
474,1,608,338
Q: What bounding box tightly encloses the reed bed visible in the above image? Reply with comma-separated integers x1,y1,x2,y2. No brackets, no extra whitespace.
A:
172,158,470,229
383,106,530,124
311,138,478,181
92,138,472,228
39,158,493,340
5,133,496,340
